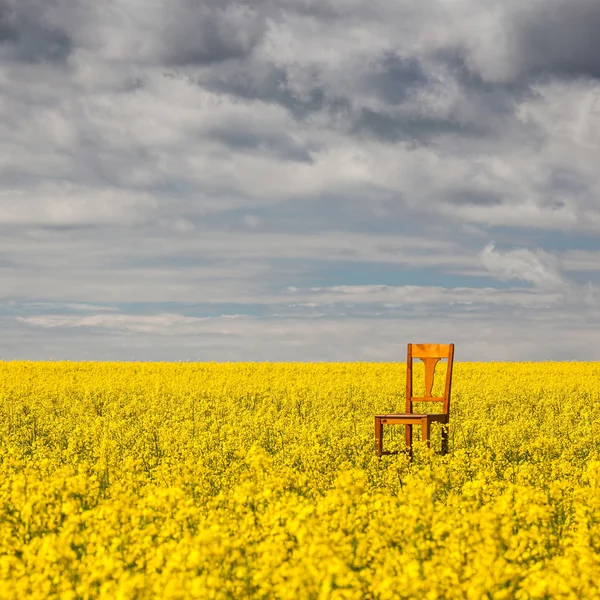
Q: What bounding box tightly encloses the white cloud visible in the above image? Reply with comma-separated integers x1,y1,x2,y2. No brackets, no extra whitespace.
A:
0,185,158,227
290,284,565,308
8,312,600,362
452,200,580,230
481,243,566,288
21,302,120,312
17,313,209,334
562,250,600,272
0,230,472,303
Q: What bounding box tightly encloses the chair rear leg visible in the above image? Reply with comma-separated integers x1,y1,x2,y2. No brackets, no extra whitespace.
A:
421,419,431,449
441,425,449,455
375,417,383,457
405,424,413,459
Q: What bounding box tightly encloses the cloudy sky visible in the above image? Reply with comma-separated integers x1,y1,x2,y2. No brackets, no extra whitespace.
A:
2,0,600,362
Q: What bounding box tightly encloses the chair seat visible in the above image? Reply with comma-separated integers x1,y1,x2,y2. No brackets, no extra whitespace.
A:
375,413,448,423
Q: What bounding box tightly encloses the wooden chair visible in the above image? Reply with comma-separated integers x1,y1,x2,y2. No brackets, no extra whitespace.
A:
375,343,454,457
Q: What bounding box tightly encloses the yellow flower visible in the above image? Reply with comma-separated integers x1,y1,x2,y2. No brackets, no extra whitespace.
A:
1,360,600,598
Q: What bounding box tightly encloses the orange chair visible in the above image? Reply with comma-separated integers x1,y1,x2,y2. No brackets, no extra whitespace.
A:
375,343,455,457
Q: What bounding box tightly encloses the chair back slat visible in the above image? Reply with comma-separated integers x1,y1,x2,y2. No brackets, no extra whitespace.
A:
422,357,440,397
406,343,454,415
411,343,452,359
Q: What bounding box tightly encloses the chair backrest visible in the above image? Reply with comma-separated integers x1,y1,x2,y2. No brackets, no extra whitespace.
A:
406,343,455,415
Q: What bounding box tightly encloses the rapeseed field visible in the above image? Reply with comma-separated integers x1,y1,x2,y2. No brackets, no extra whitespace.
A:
1,360,599,599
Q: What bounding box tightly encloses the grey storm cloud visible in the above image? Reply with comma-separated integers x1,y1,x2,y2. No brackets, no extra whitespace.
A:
512,0,600,81
3,0,600,360
160,0,269,66
4,0,600,130
4,0,600,76
175,0,600,145
207,125,315,163
445,190,505,208
0,0,72,63
200,61,346,122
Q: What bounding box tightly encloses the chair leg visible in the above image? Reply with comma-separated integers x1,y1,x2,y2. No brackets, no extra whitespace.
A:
405,424,413,458
441,425,449,455
375,417,383,457
421,419,431,448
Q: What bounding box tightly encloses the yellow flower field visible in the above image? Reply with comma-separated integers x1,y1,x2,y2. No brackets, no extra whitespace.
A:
1,360,599,599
